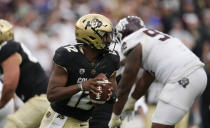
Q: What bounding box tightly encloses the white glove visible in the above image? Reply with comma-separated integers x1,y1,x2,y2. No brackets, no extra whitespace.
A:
123,96,137,112
108,113,121,128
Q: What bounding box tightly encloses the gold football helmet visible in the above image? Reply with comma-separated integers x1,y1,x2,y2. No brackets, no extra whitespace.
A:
0,19,14,44
75,14,113,50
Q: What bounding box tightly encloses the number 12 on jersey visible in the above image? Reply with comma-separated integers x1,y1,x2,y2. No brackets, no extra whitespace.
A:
67,91,93,110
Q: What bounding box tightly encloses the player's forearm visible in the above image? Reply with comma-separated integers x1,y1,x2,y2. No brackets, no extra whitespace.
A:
0,86,15,108
131,85,147,100
113,93,129,115
47,84,80,102
132,71,155,99
131,80,149,100
113,83,131,115
114,71,138,114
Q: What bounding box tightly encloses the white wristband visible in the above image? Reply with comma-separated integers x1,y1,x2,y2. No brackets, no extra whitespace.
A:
112,113,120,119
109,113,121,128
127,96,137,105
123,96,137,111
77,83,83,91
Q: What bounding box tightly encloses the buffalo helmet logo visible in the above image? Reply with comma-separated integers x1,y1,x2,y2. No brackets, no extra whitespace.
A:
79,68,85,75
85,18,102,30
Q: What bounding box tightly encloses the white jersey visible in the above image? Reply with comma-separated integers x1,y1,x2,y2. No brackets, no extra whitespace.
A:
121,27,204,83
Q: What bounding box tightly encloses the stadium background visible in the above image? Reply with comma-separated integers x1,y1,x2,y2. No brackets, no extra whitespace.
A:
0,0,209,128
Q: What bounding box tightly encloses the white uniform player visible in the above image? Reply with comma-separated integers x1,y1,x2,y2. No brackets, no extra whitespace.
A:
109,16,207,128
122,28,204,84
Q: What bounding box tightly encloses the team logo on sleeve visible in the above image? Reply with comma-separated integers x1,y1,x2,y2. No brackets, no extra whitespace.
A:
178,77,189,88
79,68,85,75
121,42,127,52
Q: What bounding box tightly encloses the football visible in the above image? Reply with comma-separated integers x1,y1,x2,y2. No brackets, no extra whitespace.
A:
89,73,112,104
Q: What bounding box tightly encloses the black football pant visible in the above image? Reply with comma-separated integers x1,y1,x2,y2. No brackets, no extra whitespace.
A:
89,74,122,128
200,72,210,128
89,103,113,128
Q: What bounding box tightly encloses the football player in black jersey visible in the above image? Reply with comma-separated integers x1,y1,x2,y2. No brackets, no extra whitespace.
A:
0,19,50,128
39,14,120,128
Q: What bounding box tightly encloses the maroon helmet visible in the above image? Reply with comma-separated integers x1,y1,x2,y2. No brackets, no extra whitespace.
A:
113,16,144,44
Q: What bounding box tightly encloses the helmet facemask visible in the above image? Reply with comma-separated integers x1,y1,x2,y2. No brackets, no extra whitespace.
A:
100,31,113,51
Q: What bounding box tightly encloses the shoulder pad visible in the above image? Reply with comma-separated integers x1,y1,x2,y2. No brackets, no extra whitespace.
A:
121,30,141,56
0,40,20,63
53,45,79,67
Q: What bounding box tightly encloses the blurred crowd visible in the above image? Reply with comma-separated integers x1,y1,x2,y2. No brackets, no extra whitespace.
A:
0,0,210,128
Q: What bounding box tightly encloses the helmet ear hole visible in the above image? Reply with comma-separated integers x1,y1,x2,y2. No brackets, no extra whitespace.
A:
89,36,96,40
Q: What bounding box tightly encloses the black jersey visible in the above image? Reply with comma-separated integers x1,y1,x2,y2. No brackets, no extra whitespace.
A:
0,40,48,102
51,44,120,121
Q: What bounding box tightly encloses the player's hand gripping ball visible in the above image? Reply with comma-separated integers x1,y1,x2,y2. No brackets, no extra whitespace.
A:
89,73,112,104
